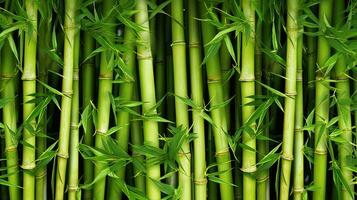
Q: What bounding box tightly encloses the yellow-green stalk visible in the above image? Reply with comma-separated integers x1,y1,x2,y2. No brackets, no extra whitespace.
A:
22,1,38,199
135,0,161,199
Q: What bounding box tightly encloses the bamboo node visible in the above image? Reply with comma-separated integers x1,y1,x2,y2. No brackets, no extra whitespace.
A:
240,165,257,173
57,152,69,159
285,92,297,97
68,185,79,191
21,75,36,81
293,187,304,193
281,154,294,161
36,170,47,179
5,146,18,153
137,54,152,61
257,175,269,183
0,73,16,80
193,178,208,185
239,77,255,82
21,162,36,170
62,90,74,96
215,148,230,157
95,130,107,136
155,60,164,64
177,151,191,157
171,40,186,47
98,74,113,80
207,79,221,84
188,42,201,48
294,128,303,133
70,122,79,130
314,149,327,155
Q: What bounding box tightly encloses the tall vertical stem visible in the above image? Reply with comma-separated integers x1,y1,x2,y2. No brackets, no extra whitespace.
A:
313,1,332,199
54,0,77,199
241,0,256,199
68,27,80,200
1,31,20,200
279,0,298,199
293,26,304,200
171,0,191,199
93,0,115,199
135,0,161,199
188,0,207,199
199,1,234,199
22,1,38,199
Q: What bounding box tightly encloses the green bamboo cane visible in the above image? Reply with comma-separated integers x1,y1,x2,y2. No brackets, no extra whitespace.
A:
313,1,332,199
255,8,269,200
199,2,234,200
93,0,115,199
279,0,298,199
335,1,354,198
54,0,77,199
135,0,161,199
171,0,191,199
36,4,52,198
240,0,256,199
68,28,80,200
1,33,20,200
131,84,146,193
305,27,316,114
107,26,136,200
220,0,232,131
188,0,207,199
22,1,38,199
293,26,304,200
81,28,95,200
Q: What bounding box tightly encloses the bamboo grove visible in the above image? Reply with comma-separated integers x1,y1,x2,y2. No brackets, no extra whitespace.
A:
1,0,357,199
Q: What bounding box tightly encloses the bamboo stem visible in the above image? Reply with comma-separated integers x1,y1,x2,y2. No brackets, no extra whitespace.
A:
54,0,77,199
1,30,20,200
135,0,161,199
188,0,207,199
22,1,38,199
313,1,332,199
68,27,80,200
279,0,298,199
93,0,115,198
199,1,234,199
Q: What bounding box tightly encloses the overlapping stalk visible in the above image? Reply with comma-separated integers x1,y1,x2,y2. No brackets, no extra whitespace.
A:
135,0,161,199
293,26,304,200
81,30,95,200
22,1,38,199
54,0,78,199
312,1,332,199
93,0,115,199
279,0,298,199
240,0,256,199
1,30,20,200
171,0,191,199
68,28,80,200
199,1,234,200
334,0,354,198
108,26,136,200
188,0,206,198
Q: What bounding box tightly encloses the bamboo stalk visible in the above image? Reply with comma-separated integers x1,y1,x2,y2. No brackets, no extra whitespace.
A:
81,28,95,200
240,0,256,199
293,26,304,200
188,0,207,199
1,31,20,200
93,0,115,198
279,0,298,199
171,0,191,199
22,1,38,199
135,0,161,199
54,0,77,199
334,1,354,199
36,4,52,198
68,27,80,200
313,1,332,199
199,1,234,200
107,26,136,200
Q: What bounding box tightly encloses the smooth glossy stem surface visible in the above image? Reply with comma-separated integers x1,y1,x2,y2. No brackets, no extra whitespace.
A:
22,1,38,199
135,0,161,199
55,0,77,199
